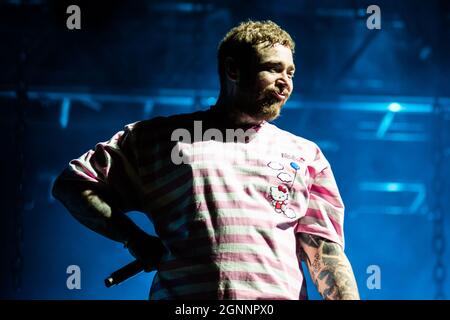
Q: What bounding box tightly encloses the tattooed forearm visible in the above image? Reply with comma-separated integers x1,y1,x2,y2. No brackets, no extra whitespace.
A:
299,233,322,248
298,233,360,300
312,253,321,274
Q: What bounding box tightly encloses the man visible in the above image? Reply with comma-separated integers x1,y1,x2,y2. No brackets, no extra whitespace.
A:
53,20,360,300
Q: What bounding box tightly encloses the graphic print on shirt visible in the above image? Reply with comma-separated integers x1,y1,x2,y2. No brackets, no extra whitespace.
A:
266,161,298,219
267,161,284,170
277,172,293,183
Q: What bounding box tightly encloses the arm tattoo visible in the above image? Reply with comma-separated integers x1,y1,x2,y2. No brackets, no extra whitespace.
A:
298,233,360,300
299,233,322,248
312,253,321,274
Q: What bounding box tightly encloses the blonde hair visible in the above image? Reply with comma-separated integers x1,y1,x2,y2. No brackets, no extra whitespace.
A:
217,20,295,87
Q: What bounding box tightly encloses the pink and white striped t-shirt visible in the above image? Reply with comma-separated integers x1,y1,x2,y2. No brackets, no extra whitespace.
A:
63,106,345,300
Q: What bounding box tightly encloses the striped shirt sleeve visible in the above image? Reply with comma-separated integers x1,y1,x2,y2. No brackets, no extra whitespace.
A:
59,122,143,213
295,146,345,248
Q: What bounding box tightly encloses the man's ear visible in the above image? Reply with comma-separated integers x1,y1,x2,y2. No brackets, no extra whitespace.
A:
224,57,240,83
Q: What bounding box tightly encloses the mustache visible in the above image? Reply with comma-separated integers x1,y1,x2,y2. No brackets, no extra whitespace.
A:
277,88,289,96
266,87,289,96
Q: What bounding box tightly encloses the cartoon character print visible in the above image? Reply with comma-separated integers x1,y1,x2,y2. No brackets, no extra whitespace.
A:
270,185,289,214
267,161,299,219
269,185,296,219
267,161,300,219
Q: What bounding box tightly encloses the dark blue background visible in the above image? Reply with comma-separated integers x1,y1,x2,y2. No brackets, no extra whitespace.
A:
0,0,448,300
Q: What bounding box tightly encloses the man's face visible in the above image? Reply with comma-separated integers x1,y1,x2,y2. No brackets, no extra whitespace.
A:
235,43,295,122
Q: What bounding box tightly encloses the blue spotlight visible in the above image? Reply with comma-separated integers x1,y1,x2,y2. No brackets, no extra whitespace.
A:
60,98,71,129
388,102,402,112
386,182,400,192
206,97,217,106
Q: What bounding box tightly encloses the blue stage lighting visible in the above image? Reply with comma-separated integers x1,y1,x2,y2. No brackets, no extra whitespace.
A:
388,102,402,112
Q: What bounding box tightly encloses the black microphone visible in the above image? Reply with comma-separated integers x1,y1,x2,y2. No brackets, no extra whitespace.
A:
104,259,144,287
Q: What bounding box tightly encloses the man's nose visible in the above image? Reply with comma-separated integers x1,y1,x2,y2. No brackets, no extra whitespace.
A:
276,74,292,93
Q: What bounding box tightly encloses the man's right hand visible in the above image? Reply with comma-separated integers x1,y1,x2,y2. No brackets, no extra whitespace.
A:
126,231,165,272
52,178,166,272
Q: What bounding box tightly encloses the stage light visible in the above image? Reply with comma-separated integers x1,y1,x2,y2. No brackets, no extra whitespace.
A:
388,102,402,112
386,182,400,192
59,98,71,129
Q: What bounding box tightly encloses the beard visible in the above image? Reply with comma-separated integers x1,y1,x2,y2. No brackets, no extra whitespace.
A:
234,86,285,122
